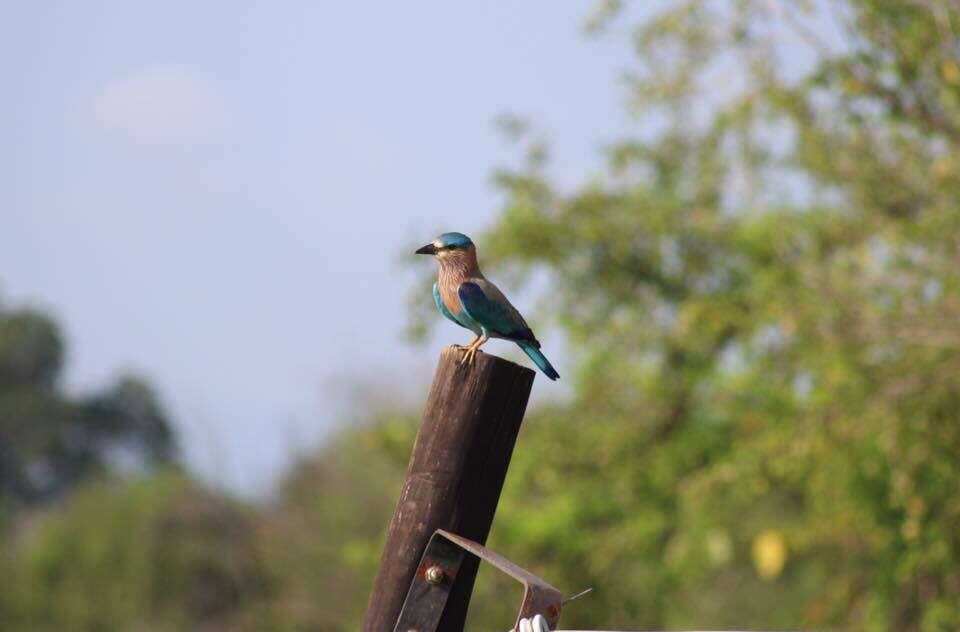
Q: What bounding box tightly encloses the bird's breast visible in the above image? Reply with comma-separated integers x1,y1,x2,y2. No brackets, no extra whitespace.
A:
439,278,462,314
438,269,468,315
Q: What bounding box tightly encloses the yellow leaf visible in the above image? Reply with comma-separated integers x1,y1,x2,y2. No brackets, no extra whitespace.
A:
752,529,787,581
941,60,960,84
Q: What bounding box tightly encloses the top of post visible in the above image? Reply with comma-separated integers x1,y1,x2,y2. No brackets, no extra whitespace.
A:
437,345,537,380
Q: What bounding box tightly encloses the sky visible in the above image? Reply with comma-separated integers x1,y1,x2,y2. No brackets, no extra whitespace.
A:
1,2,640,495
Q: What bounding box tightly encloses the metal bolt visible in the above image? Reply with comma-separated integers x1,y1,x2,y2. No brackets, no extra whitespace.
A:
424,565,445,585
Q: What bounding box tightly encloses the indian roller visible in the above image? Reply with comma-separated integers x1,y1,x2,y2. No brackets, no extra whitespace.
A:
416,232,559,380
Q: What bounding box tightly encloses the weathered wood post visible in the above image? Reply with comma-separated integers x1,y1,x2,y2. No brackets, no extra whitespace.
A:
362,346,535,632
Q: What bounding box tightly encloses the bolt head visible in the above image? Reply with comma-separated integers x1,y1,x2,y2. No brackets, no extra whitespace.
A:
424,565,445,585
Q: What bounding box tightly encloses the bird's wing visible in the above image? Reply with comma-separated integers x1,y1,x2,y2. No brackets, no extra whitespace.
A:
458,280,539,345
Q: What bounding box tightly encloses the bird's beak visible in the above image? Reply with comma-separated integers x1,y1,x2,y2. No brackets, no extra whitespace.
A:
415,243,437,255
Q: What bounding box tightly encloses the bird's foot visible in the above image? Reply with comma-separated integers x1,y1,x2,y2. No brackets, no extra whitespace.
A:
458,335,488,366
459,346,478,365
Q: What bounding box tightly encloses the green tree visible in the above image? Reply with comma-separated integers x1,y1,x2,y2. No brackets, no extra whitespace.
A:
461,2,960,630
1,473,273,631
257,409,418,631
0,297,175,514
0,409,417,632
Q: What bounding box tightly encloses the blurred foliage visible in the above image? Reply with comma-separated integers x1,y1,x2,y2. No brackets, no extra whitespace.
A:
437,1,960,629
0,415,417,631
0,472,273,631
4,1,960,631
0,296,175,514
254,411,417,630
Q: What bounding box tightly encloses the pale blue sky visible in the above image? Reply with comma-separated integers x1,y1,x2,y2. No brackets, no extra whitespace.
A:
2,2,643,494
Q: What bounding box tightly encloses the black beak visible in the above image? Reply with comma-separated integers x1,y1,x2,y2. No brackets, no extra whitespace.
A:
415,243,437,255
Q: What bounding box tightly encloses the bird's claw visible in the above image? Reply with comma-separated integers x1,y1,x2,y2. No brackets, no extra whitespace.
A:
457,334,487,366
459,347,477,365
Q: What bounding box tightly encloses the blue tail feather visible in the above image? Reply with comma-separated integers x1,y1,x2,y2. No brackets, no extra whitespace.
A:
517,342,560,381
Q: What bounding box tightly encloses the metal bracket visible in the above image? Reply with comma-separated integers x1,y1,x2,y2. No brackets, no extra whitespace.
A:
393,529,564,632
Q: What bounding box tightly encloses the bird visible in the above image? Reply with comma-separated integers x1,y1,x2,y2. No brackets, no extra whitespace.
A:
416,232,559,380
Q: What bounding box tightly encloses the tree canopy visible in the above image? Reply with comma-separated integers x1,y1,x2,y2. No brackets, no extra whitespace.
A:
0,296,175,513
466,1,960,629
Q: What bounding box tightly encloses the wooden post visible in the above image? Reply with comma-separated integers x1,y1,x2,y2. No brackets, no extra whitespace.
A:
362,346,536,632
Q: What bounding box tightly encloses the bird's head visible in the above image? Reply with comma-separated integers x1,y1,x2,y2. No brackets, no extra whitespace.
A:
415,232,476,264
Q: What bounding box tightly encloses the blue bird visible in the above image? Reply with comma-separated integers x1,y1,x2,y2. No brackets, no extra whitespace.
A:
416,232,559,380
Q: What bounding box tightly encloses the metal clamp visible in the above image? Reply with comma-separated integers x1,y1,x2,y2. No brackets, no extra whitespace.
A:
394,529,564,632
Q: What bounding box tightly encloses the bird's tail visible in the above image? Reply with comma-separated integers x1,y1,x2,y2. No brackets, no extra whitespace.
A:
518,342,560,381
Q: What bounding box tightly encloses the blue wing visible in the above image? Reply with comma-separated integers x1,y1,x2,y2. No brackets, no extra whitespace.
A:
458,280,559,380
433,282,466,329
457,282,538,345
